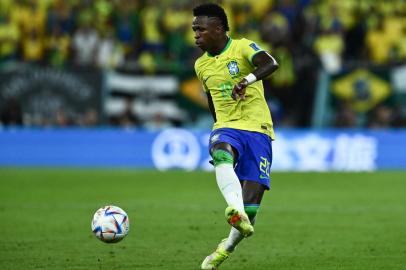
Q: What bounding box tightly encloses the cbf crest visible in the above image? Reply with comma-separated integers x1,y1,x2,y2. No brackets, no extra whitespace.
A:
227,60,240,77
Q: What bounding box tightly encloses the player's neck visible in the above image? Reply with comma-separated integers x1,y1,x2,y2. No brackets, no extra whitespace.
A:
208,36,230,56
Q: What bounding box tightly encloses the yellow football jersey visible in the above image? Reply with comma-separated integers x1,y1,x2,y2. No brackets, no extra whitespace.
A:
194,38,275,139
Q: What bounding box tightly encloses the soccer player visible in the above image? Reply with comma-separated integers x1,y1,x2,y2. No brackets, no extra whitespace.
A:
192,3,279,269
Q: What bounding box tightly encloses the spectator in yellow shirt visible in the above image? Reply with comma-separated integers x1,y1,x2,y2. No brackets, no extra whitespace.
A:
0,14,20,61
22,28,44,62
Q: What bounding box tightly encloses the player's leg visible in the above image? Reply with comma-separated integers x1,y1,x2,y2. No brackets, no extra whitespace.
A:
223,130,272,252
224,181,266,252
203,182,265,269
211,142,245,213
212,142,254,236
201,141,252,270
201,238,230,270
242,180,266,225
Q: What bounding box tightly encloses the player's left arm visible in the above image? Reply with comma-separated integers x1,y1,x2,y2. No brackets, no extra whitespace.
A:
232,51,279,100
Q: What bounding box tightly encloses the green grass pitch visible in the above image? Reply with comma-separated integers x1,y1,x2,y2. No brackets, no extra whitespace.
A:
0,169,405,270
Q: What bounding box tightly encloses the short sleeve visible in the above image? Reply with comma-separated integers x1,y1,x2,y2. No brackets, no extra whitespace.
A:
240,38,265,65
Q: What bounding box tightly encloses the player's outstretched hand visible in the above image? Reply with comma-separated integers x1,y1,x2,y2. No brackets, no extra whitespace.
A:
232,79,248,100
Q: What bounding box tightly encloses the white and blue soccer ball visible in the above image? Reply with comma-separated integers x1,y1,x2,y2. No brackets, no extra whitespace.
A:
91,205,130,243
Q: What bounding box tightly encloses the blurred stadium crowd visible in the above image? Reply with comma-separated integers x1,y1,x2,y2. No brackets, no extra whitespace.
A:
0,0,405,128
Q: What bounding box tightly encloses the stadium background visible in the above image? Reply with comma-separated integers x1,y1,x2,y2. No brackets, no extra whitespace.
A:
1,0,406,169
0,0,406,269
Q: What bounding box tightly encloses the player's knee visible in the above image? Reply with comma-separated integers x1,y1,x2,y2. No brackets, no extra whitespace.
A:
212,149,234,166
244,205,259,221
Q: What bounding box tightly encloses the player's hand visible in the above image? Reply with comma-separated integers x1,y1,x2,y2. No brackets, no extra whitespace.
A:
231,79,248,100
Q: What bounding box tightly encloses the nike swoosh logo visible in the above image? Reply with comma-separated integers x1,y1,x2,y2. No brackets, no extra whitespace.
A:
203,76,211,84
259,175,268,179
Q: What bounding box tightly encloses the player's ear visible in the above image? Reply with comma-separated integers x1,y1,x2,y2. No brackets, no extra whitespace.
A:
215,25,225,36
213,20,224,34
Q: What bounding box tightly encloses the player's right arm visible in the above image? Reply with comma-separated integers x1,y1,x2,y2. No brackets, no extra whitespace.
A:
251,51,279,81
232,42,279,100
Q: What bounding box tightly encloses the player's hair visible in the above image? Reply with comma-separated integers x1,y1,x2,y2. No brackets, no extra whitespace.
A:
193,3,229,31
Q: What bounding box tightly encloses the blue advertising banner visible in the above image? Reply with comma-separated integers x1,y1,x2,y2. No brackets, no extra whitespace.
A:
0,128,405,171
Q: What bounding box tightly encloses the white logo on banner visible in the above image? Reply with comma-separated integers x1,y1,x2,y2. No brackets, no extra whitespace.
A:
151,130,378,172
272,132,377,171
152,129,201,170
294,134,331,171
332,134,377,171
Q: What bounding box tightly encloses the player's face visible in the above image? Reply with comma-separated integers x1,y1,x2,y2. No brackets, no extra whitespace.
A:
192,16,221,52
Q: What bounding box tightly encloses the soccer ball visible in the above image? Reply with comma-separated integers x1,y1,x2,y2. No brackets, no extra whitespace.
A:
91,205,130,243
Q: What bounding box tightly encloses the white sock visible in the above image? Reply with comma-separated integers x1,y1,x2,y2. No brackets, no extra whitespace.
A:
224,228,244,252
215,163,244,212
